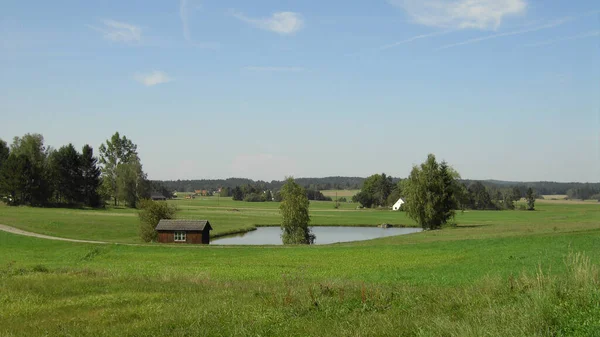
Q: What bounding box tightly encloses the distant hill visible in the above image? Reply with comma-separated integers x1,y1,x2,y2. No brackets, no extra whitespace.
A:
154,177,599,195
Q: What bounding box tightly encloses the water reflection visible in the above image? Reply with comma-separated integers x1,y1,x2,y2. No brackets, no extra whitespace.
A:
212,226,422,245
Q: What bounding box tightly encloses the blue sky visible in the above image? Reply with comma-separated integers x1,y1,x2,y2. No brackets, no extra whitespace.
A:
1,0,598,182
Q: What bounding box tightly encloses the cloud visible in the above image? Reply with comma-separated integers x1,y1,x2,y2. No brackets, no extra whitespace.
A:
525,30,600,47
134,71,172,86
180,0,192,42
379,30,453,50
437,17,570,50
244,66,305,72
390,0,527,30
232,11,304,35
88,19,142,43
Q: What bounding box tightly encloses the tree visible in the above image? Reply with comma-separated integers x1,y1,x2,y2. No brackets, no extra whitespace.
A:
467,182,495,210
99,132,138,206
232,186,243,201
138,199,177,242
220,187,230,197
0,155,32,205
80,145,102,207
526,187,535,211
511,186,522,201
354,173,394,208
403,154,459,230
10,133,47,168
439,161,459,218
0,139,9,170
49,144,82,204
273,190,283,202
10,133,51,205
352,191,374,208
265,190,273,201
280,177,315,244
502,191,515,210
117,158,149,208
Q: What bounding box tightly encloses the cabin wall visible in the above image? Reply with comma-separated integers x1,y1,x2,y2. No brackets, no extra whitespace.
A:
186,232,203,244
157,231,173,243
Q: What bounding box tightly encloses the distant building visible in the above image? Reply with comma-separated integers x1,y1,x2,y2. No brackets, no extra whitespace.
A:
150,193,167,201
155,220,213,244
392,198,405,211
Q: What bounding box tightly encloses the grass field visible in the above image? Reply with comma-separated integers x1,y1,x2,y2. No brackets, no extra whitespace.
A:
543,194,568,200
321,189,360,198
0,197,597,244
0,198,599,335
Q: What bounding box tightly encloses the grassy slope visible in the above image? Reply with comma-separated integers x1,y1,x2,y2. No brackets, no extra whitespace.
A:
1,219,600,335
1,199,599,335
0,198,598,244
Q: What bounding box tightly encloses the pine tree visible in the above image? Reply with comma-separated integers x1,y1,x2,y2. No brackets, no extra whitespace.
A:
51,144,82,204
81,145,102,207
0,155,31,205
526,188,535,211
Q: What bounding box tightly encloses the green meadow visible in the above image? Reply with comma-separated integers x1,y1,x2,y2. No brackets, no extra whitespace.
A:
0,198,599,336
0,197,598,243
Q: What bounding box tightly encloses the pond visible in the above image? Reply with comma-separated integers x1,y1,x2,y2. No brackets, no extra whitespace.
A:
211,226,422,245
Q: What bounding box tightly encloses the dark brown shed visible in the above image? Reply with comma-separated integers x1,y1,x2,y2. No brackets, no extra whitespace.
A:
155,220,213,244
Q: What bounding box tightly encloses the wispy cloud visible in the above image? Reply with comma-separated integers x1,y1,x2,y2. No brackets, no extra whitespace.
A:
232,11,304,35
525,30,600,47
178,0,219,49
389,0,527,30
88,20,142,43
244,66,305,72
437,17,570,50
180,0,192,42
379,30,453,50
134,71,172,86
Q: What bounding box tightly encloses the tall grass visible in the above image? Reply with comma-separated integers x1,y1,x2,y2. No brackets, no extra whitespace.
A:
1,252,599,336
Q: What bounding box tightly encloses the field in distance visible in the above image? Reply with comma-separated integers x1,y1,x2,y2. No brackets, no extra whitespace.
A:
320,189,360,198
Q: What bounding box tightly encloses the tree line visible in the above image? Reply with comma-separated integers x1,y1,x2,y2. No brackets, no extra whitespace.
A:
352,168,540,211
155,177,598,201
0,134,101,207
223,183,333,203
0,132,167,208
155,176,368,193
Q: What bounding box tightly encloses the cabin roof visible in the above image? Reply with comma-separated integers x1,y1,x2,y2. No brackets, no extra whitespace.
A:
155,220,212,231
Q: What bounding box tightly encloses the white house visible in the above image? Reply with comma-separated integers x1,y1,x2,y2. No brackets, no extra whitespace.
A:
392,198,405,211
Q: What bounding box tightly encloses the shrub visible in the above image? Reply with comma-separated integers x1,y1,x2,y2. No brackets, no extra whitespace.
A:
244,193,265,202
138,199,177,242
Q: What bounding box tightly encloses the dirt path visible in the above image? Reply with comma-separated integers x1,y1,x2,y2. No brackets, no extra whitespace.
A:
0,224,111,244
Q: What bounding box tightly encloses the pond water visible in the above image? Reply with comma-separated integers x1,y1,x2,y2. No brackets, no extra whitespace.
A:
211,226,422,245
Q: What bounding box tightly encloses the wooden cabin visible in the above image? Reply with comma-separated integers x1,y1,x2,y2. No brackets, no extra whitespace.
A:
155,220,212,244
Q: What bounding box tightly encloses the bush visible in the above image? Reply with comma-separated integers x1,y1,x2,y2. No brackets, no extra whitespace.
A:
138,199,177,242
338,197,347,202
244,193,265,202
